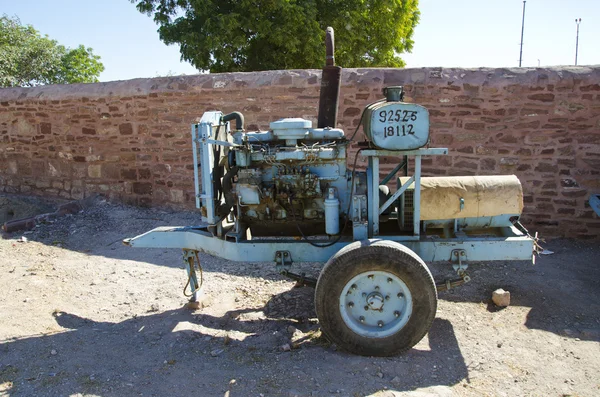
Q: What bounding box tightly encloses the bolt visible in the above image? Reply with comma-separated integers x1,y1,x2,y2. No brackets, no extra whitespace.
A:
364,305,369,311
397,292,404,298
359,316,365,323
387,277,393,283
284,252,288,257
394,311,400,318
348,302,354,308
378,321,384,328
385,295,390,301
461,251,465,256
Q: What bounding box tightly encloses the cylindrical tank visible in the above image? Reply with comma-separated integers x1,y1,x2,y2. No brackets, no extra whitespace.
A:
324,188,340,235
363,86,430,151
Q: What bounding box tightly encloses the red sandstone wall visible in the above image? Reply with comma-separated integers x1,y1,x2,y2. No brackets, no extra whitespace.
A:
0,67,599,239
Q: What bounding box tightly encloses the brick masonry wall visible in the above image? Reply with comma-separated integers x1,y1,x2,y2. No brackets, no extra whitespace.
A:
0,66,599,239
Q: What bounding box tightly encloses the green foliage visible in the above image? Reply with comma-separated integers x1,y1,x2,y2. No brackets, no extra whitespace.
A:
0,16,104,87
131,0,420,73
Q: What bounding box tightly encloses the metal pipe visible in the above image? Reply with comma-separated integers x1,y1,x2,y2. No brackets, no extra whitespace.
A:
317,27,341,128
519,1,526,67
575,18,582,65
222,112,244,131
325,26,335,66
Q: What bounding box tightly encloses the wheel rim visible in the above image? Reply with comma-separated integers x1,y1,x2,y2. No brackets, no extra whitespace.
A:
339,270,413,338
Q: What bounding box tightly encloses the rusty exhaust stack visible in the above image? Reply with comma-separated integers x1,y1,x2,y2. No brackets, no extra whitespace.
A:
317,27,342,129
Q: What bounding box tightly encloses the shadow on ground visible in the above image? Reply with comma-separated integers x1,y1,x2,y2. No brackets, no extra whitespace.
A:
434,239,600,342
1,288,467,397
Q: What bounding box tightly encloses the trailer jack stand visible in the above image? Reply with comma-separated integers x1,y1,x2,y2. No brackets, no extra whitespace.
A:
182,249,205,309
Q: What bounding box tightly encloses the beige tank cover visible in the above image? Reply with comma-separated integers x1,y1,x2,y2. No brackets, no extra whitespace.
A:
398,175,524,221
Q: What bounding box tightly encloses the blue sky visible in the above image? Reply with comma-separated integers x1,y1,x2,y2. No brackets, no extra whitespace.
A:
1,0,598,82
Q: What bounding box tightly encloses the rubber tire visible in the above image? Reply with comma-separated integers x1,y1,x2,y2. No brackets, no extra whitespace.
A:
315,240,437,356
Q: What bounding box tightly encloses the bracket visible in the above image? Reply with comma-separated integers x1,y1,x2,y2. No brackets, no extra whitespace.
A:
451,249,469,276
275,250,292,272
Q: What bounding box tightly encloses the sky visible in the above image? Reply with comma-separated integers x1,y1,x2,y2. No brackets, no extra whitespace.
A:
1,0,598,82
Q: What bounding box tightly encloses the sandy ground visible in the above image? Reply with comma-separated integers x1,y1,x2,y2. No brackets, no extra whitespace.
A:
0,196,599,397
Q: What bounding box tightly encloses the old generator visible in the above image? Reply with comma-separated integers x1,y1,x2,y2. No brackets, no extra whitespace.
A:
125,28,539,356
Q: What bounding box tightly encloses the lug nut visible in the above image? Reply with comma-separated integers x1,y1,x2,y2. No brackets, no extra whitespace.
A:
362,293,367,298
359,316,365,323
378,321,384,328
387,277,393,283
364,305,369,311
394,311,400,318
348,302,354,308
368,275,374,280
351,284,357,290
385,295,390,301
397,292,404,298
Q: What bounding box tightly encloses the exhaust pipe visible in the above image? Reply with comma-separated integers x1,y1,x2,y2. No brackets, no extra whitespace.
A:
317,27,342,129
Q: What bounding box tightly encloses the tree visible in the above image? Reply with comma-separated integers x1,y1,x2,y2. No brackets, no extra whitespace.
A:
131,0,420,73
0,16,105,87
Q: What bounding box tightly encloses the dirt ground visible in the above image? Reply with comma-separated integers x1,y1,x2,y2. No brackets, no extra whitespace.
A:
0,195,599,397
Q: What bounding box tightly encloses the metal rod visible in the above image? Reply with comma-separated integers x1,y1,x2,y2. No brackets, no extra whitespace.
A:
575,18,582,65
413,156,422,237
519,1,526,67
380,160,407,185
379,176,414,216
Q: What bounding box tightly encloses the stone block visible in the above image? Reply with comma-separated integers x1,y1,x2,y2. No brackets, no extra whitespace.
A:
170,189,184,203
88,164,102,178
133,182,152,195
492,289,510,307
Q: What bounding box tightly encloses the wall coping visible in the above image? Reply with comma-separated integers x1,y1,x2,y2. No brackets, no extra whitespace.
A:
1,66,599,102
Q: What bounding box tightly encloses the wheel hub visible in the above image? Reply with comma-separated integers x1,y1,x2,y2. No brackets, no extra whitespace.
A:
366,292,384,311
339,271,413,338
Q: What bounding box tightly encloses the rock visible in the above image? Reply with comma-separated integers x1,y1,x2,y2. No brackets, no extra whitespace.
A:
492,288,510,307
238,311,266,321
210,349,224,357
376,372,384,378
280,343,291,352
391,376,402,385
50,349,57,355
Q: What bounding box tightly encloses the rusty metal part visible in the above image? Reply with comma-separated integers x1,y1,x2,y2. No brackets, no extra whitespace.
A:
317,27,341,128
2,199,87,233
436,272,471,292
280,270,317,288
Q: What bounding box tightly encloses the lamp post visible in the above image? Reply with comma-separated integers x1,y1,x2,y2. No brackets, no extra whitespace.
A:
519,1,526,67
575,18,582,66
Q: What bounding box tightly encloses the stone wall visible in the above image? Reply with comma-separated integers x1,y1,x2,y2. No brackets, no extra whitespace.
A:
1,66,599,239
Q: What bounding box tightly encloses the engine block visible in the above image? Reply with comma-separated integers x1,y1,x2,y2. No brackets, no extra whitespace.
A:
227,119,348,236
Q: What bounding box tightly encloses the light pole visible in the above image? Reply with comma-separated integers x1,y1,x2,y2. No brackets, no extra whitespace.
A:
575,18,582,66
519,1,526,67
